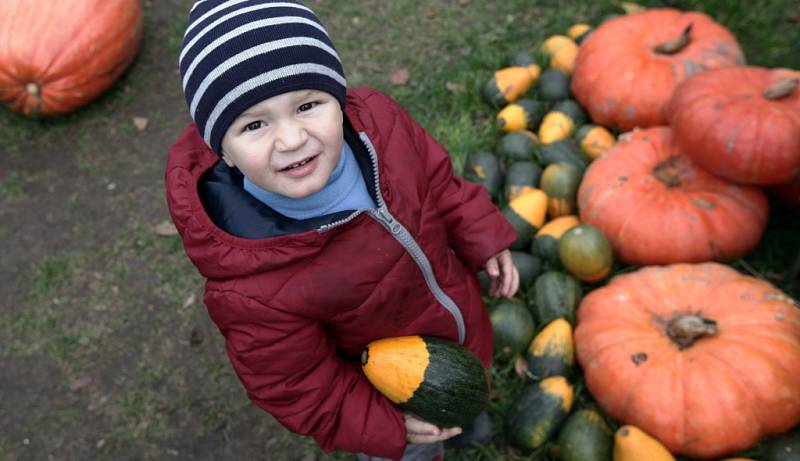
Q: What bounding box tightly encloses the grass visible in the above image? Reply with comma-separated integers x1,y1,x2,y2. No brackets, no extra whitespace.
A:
1,0,798,460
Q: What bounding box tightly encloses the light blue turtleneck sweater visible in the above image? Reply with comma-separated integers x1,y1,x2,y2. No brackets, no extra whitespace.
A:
243,141,376,220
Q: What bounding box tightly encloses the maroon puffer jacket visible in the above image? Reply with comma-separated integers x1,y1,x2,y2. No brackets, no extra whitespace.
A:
165,87,516,459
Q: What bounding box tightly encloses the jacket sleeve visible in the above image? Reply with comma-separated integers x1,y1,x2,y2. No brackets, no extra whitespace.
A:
205,289,407,460
385,93,517,272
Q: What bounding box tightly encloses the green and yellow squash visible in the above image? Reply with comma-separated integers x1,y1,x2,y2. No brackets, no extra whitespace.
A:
502,188,548,250
361,335,488,427
505,376,575,450
558,224,613,283
765,431,800,461
567,23,592,44
613,426,675,461
462,151,502,199
527,271,582,326
525,318,574,380
540,35,576,59
576,124,616,161
539,100,587,144
512,250,544,287
538,68,572,102
482,65,541,107
550,41,579,76
532,215,580,267
490,299,536,358
538,139,588,171
497,98,546,132
505,161,542,202
540,162,583,219
497,130,540,161
558,408,613,461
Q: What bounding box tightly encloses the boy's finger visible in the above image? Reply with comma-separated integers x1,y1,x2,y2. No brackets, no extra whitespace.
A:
485,257,499,276
405,416,440,435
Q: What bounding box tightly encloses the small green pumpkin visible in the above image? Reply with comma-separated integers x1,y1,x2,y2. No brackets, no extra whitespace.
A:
462,151,502,199
505,376,574,450
532,215,580,267
539,100,587,144
505,161,542,202
538,139,588,171
490,299,536,358
527,271,582,326
496,130,540,161
502,188,548,251
540,162,583,219
525,318,575,380
575,124,616,161
558,224,613,283
497,99,546,132
557,408,613,461
482,65,541,107
765,431,800,461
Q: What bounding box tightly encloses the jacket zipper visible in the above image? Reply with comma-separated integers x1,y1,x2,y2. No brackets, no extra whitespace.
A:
318,132,466,345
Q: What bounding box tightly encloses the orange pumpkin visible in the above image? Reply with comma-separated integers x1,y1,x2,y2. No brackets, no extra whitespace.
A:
578,127,768,265
575,263,800,458
571,8,744,131
0,0,143,116
669,66,800,185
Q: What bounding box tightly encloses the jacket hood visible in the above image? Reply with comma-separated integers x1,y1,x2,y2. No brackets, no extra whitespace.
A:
165,90,381,280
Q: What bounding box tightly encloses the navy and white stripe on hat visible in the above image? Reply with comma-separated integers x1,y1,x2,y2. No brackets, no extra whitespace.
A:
179,0,347,155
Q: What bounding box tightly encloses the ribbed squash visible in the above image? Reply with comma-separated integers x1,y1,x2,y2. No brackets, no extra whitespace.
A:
551,42,579,76
558,224,614,283
528,271,582,326
490,299,536,358
497,130,540,161
0,0,143,116
505,376,575,450
567,24,592,43
539,100,587,144
538,139,588,171
576,124,616,161
361,336,488,427
540,35,577,58
613,426,675,461
505,161,542,202
532,215,580,267
482,65,542,107
558,408,614,461
538,68,572,102
462,151,502,199
502,188,548,250
540,162,583,219
525,318,574,380
497,99,545,132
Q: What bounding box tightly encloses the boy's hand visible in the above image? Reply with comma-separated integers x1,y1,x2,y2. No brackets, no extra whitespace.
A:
404,413,462,444
484,249,519,298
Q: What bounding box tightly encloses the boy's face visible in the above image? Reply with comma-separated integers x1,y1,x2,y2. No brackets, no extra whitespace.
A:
221,89,344,199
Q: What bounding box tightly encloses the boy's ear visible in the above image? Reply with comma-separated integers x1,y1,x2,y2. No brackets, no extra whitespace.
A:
220,151,235,168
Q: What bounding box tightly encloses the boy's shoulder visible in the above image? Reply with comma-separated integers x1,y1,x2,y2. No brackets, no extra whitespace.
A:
345,87,412,129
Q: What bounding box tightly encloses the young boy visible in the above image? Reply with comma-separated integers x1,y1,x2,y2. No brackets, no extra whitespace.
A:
166,1,519,459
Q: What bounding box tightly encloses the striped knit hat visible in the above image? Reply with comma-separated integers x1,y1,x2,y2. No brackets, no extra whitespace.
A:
179,0,347,155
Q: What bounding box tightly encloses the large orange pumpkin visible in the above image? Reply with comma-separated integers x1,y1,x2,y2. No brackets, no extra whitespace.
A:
577,127,768,265
669,66,800,185
0,0,143,116
571,8,744,131
574,263,800,458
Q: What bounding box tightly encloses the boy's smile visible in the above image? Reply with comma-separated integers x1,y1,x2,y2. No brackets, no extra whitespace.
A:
221,89,344,199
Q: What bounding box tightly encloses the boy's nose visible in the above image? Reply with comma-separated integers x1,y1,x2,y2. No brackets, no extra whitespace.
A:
275,121,307,152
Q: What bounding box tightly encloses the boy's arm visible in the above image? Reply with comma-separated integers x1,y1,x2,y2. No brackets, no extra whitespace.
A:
206,289,407,460
386,94,517,272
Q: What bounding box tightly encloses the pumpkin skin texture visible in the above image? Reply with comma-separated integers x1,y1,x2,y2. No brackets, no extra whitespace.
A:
575,263,800,459
0,0,143,116
571,8,744,131
578,127,768,265
669,66,800,185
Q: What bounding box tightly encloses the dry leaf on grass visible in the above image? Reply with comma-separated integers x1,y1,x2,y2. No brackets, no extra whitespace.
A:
154,220,178,236
390,68,411,86
445,81,466,94
133,116,149,131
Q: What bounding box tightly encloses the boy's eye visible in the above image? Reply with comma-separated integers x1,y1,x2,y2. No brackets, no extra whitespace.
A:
298,101,317,112
244,121,263,132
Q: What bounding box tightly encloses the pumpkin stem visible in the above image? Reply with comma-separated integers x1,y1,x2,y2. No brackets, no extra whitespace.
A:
654,23,693,55
26,82,39,97
666,314,717,349
763,78,799,100
653,156,682,187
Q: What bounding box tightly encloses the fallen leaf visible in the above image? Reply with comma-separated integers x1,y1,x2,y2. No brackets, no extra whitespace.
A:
190,328,204,346
133,116,149,131
620,1,646,14
351,16,360,26
458,0,472,5
183,293,197,309
154,220,178,236
390,68,411,86
445,81,466,94
69,376,93,392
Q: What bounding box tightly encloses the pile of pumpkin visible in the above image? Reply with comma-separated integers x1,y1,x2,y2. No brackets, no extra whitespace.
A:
466,5,800,461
